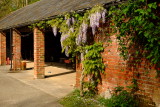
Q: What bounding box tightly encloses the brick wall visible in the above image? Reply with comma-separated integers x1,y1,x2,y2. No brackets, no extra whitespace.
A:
34,28,45,79
12,29,21,70
76,56,82,87
100,34,160,106
0,32,6,65
76,32,160,107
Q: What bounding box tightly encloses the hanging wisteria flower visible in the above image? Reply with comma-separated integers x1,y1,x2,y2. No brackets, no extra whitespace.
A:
76,25,82,45
102,9,107,23
76,22,88,45
52,26,57,36
92,25,96,35
70,27,74,32
89,13,98,35
60,34,70,48
89,8,107,35
95,11,102,27
71,17,75,25
81,22,88,43
65,46,69,57
80,52,84,61
66,18,72,27
76,33,81,45
76,36,80,45
85,50,88,54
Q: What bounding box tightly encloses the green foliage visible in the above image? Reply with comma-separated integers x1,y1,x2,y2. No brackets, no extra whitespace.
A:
47,17,64,28
127,79,138,93
90,5,105,13
47,6,106,96
83,43,105,77
0,0,13,18
47,6,106,95
47,13,84,55
29,5,105,96
46,5,106,56
109,0,160,66
29,20,49,30
60,89,138,107
82,82,97,97
82,43,105,96
0,0,40,19
60,89,100,107
60,89,84,107
98,87,138,107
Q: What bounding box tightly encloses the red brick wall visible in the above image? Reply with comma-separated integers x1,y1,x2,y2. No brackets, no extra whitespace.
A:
99,34,160,106
98,34,131,91
76,56,82,87
0,32,6,65
34,28,45,79
76,33,160,106
12,29,21,70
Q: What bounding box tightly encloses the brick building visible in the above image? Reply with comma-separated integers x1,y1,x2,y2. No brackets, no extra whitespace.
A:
0,0,159,106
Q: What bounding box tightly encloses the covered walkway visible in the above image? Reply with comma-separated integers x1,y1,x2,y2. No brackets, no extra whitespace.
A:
0,0,114,78
0,62,75,98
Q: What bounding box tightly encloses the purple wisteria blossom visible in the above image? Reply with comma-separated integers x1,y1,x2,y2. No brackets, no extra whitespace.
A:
89,9,107,35
102,9,107,23
71,17,75,25
60,34,70,48
70,27,74,32
52,26,57,36
76,22,88,45
66,18,72,27
65,46,69,57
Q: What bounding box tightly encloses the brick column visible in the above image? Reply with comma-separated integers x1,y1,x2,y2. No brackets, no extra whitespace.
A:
12,29,21,70
34,28,45,79
0,32,6,65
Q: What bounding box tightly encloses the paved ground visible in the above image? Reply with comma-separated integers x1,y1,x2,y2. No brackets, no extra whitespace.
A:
0,62,76,107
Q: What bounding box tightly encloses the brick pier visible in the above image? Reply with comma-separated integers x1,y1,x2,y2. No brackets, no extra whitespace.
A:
34,28,45,79
12,29,21,70
0,32,6,65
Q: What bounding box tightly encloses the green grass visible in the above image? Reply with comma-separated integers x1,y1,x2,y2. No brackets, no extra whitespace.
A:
60,90,100,107
60,89,138,107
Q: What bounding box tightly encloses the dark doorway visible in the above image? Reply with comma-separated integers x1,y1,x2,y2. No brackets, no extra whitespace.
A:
21,32,33,60
45,30,66,62
6,31,11,59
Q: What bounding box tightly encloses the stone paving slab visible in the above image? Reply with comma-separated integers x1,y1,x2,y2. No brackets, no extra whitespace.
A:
0,62,76,107
0,70,62,107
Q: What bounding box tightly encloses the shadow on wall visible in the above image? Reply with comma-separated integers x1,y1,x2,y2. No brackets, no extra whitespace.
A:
125,39,160,106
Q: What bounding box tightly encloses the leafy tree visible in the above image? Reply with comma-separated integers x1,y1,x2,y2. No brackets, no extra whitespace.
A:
0,0,40,19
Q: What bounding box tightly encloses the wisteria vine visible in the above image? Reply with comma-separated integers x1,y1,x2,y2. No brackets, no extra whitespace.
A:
48,5,107,57
32,5,106,96
89,9,106,35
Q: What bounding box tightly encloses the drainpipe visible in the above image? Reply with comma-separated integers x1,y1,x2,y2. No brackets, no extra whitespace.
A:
10,28,13,70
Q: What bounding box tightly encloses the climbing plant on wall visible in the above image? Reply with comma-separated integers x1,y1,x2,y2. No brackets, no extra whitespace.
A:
109,0,160,71
82,43,105,96
47,5,106,96
29,0,160,96
26,1,160,102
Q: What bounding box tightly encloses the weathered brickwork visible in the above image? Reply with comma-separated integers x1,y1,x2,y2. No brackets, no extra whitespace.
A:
12,29,21,70
34,28,45,79
76,33,160,106
0,32,6,65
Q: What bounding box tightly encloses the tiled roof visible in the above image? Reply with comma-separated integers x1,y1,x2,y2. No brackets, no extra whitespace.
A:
0,0,115,30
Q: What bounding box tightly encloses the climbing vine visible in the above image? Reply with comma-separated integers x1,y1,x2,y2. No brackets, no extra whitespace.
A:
47,5,106,95
27,0,160,96
28,20,49,30
109,0,160,69
82,43,105,96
